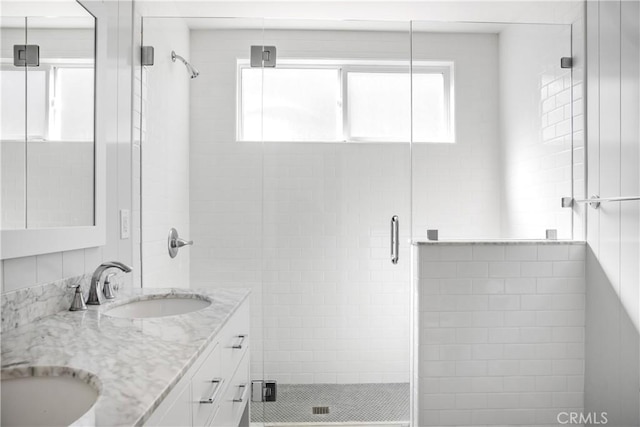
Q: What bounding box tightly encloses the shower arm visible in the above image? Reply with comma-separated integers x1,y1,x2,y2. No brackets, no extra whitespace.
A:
172,51,187,65
171,50,199,78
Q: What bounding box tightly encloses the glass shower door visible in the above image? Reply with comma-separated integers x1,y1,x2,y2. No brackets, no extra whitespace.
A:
256,19,413,426
140,16,269,403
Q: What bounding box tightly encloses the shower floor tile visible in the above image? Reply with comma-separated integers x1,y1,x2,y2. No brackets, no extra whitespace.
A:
250,383,410,425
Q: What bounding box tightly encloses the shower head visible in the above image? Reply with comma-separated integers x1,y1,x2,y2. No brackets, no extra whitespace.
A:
171,50,199,79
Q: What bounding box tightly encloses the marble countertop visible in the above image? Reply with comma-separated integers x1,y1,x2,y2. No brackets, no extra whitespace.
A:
1,287,251,426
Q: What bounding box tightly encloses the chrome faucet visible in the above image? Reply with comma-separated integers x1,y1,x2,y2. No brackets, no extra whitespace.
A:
87,261,132,305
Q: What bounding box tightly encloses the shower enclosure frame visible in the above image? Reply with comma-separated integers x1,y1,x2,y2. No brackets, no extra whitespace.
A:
136,14,578,427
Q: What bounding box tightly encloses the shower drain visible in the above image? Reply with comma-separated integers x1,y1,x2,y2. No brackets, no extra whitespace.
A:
312,406,330,415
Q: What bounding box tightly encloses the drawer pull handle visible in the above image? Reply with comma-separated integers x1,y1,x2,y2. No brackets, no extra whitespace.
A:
232,383,248,403
199,378,224,404
232,335,247,349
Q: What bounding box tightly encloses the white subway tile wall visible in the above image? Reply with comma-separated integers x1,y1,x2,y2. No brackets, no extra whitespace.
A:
2,246,111,294
261,142,412,384
418,243,585,426
139,19,191,289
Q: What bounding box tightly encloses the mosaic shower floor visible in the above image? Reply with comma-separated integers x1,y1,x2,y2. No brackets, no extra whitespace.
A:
250,383,410,426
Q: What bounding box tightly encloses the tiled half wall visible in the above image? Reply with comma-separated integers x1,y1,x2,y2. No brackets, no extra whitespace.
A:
416,241,585,426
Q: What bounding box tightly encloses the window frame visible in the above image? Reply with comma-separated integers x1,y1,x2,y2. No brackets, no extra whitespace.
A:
48,63,95,142
236,59,454,143
236,62,343,142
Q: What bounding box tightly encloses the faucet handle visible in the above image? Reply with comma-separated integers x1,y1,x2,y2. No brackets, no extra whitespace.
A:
69,285,87,311
103,273,118,300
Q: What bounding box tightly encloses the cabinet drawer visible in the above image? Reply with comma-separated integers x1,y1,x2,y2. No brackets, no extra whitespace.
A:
210,350,250,427
219,301,250,377
192,343,223,426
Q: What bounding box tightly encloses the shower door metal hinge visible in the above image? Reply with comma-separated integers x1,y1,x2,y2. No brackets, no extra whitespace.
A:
251,380,277,402
13,45,39,66
560,57,573,69
141,46,154,66
250,45,277,67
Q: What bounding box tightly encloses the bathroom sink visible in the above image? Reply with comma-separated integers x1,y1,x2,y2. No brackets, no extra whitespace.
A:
1,368,100,426
104,295,211,319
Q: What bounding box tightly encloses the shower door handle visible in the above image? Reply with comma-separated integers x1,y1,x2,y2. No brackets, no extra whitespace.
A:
391,215,399,264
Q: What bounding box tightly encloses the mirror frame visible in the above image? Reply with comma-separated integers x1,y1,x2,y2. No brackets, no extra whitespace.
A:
0,0,105,260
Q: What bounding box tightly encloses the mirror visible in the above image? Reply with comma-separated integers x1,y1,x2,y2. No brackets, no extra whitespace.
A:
0,0,105,260
1,4,95,230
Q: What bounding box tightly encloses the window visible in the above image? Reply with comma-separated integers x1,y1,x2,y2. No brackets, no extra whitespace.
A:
0,64,94,142
241,67,340,141
238,60,454,143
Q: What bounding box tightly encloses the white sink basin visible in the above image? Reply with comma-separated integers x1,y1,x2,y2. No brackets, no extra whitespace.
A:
1,368,99,427
104,296,211,319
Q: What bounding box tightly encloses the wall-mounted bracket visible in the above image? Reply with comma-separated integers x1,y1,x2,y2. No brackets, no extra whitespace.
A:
561,197,573,208
13,45,39,67
141,46,154,66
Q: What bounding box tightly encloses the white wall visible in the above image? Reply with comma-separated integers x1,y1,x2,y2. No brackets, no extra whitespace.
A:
1,0,135,295
418,242,586,426
140,18,191,288
498,25,573,240
584,1,640,425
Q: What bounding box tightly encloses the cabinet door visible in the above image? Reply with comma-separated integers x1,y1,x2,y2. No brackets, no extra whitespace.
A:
152,384,191,427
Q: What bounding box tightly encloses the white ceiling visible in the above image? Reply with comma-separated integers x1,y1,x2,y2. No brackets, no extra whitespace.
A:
138,0,582,25
178,17,517,33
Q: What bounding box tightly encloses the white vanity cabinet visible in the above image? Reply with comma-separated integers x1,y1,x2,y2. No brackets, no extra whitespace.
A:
145,300,250,427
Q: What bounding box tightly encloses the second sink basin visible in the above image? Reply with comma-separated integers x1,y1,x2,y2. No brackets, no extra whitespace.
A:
1,367,100,427
104,295,211,319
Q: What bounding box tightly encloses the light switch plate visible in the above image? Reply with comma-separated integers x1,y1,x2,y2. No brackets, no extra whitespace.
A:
120,209,130,239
